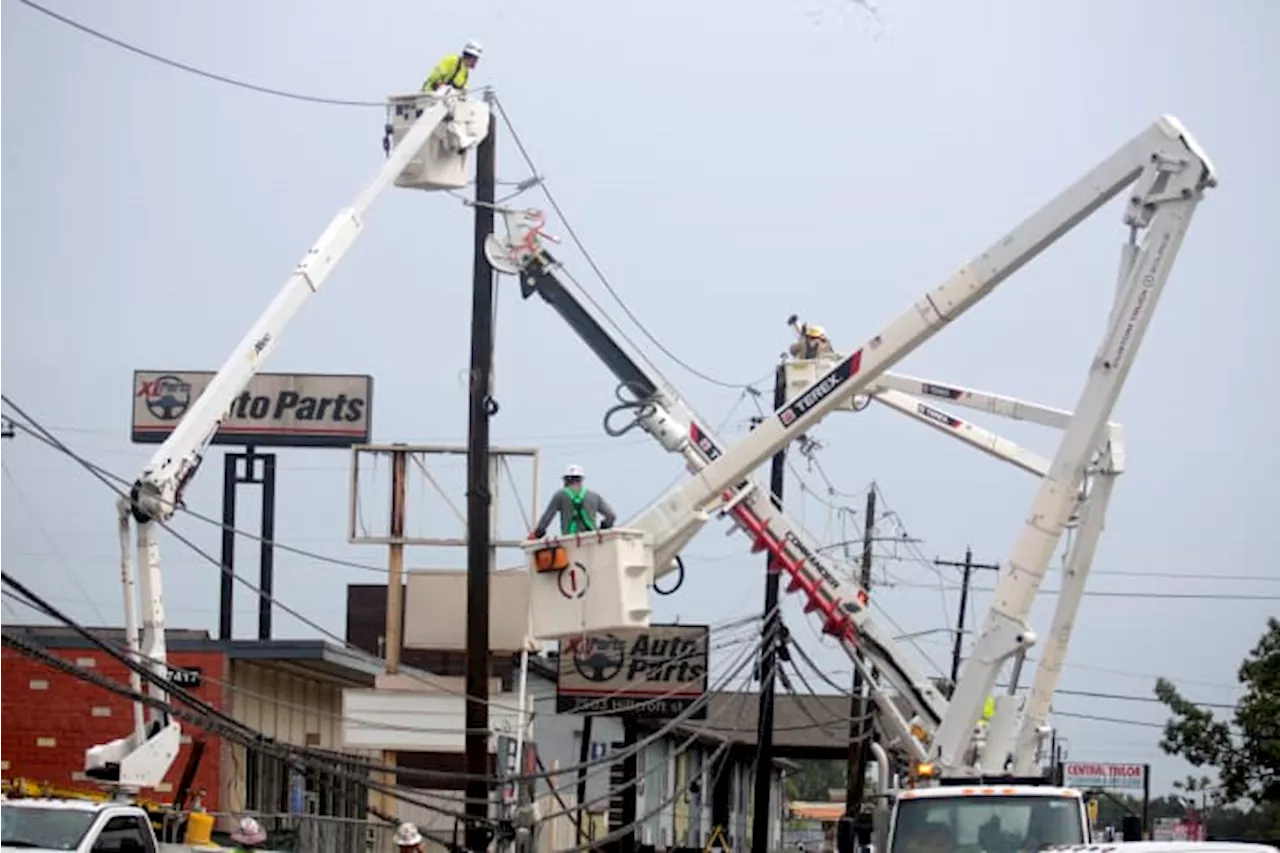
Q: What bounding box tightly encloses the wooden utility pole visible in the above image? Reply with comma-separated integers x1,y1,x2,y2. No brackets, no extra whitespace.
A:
750,363,789,853
464,103,499,853
934,549,1000,687
380,446,408,819
840,484,877,853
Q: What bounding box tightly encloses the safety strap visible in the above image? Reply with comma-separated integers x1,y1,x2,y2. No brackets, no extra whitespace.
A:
564,488,595,534
445,55,467,89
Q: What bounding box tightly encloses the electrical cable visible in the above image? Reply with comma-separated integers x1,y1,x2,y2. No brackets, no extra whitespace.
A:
2,389,768,727
528,621,770,827
0,627,482,838
0,594,494,739
0,400,525,712
3,567,771,787
0,575,497,808
882,578,1280,602
11,0,384,108
535,649,761,851
490,95,766,393
652,555,686,596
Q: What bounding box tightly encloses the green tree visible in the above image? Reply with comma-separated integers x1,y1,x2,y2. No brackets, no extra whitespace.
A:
1154,617,1280,806
785,759,847,801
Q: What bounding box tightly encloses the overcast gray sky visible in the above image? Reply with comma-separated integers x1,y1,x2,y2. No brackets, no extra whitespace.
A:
4,0,1278,796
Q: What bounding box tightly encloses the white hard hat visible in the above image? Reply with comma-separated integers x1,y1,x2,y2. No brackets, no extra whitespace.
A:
462,40,483,59
394,822,424,846
230,816,267,846
564,464,585,479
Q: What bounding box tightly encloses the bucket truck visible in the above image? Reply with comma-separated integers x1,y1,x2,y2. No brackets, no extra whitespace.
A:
781,331,1126,776
487,114,1215,850
85,91,490,795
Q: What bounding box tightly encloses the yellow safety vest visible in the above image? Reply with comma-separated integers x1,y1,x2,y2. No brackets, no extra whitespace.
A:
423,54,469,91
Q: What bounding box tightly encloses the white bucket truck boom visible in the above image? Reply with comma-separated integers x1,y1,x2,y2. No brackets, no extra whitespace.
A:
490,114,1215,849
781,337,1126,776
90,91,490,793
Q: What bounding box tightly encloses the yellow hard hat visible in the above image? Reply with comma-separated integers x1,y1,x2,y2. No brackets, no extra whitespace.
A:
805,325,827,339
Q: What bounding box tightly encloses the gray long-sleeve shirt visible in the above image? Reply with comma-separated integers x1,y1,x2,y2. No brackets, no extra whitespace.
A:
535,488,617,535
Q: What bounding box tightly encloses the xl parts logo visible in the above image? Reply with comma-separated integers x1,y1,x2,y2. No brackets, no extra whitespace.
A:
131,370,373,449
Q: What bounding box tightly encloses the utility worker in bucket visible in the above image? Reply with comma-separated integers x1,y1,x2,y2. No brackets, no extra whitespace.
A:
532,465,617,538
422,40,483,93
789,324,836,360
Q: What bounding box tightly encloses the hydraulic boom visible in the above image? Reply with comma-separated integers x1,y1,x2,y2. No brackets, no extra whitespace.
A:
91,92,490,791
500,114,1216,775
785,343,1127,773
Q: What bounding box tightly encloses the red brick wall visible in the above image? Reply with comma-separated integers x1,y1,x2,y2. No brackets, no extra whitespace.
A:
1,645,226,810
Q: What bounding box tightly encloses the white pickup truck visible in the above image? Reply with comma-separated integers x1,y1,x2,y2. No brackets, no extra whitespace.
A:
0,799,203,853
0,798,277,853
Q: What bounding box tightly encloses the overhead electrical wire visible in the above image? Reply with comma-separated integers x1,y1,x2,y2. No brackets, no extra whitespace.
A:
489,94,768,394
2,571,774,793
12,0,769,399
0,584,489,828
11,0,384,108
8,1,1224,820
528,620,770,831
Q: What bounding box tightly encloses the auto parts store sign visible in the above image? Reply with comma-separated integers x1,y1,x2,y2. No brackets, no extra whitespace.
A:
557,624,709,719
132,371,373,448
1062,762,1146,791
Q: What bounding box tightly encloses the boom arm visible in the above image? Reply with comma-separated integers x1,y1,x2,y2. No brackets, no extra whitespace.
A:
501,114,1214,775
489,234,950,759
790,354,1128,771
91,94,488,792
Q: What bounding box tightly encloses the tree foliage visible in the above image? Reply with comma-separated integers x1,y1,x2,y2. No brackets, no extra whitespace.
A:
1094,792,1280,840
786,759,847,801
1155,617,1280,805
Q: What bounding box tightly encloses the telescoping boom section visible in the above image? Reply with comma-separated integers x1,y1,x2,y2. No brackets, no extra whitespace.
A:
92,92,491,792
787,345,1128,773
510,114,1216,774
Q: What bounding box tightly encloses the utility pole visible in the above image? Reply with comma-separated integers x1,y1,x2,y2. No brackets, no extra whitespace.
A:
464,103,498,853
841,483,877,853
933,548,1000,688
751,363,788,853
381,446,408,819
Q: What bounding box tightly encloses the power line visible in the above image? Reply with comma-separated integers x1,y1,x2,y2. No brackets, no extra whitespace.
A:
490,96,766,393
882,578,1280,602
1052,710,1164,730
11,0,383,108
15,0,775,395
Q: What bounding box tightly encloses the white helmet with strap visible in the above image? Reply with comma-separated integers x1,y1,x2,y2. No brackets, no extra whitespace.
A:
462,40,483,59
394,822,424,846
564,464,585,479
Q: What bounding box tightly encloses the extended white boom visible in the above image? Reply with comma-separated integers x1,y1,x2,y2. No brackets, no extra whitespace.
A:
91,93,490,791
503,114,1215,775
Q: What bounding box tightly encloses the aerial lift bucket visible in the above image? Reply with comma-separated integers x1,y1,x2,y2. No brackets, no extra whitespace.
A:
523,528,653,640
386,92,491,191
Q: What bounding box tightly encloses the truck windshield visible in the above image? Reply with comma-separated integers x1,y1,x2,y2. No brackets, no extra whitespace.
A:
890,795,1085,853
1,805,97,850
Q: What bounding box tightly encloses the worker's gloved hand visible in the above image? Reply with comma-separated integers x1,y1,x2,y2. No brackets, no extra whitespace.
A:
530,528,546,540
600,519,613,530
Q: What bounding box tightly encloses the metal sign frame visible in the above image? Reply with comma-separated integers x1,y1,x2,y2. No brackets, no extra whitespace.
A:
347,443,540,548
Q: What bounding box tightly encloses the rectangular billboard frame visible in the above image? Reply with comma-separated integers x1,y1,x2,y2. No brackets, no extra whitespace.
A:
131,370,373,449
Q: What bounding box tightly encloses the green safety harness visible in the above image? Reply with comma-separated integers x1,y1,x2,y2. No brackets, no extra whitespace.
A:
564,486,595,534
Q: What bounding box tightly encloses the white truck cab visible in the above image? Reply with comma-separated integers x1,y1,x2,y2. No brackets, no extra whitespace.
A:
885,785,1091,853
1,799,162,853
